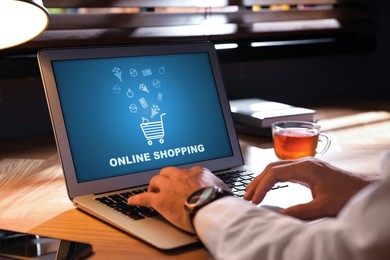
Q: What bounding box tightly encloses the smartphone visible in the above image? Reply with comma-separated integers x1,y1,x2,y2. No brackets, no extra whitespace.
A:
0,229,93,260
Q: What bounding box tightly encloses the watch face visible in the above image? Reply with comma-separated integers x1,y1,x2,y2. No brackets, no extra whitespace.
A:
188,186,215,204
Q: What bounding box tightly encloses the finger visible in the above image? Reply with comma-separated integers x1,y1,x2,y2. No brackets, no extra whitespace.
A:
159,166,178,177
244,172,279,203
244,176,264,201
245,161,286,192
244,163,283,201
248,179,277,204
127,192,159,208
245,164,292,202
246,159,297,191
245,160,313,203
245,173,263,191
264,160,318,185
148,174,169,193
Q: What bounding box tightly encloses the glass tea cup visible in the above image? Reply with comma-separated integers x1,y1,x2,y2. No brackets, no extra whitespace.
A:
271,121,331,160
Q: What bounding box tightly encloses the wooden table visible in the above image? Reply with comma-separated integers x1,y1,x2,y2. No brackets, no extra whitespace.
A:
1,100,389,259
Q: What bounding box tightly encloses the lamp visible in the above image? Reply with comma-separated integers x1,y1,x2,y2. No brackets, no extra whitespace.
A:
0,0,49,50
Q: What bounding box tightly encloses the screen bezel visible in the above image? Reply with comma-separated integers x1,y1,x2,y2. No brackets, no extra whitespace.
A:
38,42,244,199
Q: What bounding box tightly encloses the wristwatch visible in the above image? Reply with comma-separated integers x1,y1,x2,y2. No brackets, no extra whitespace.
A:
184,186,233,227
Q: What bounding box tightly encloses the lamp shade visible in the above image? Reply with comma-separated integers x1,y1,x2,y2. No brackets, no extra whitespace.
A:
0,0,49,50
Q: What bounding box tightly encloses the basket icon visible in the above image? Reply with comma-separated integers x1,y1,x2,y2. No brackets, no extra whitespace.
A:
140,113,166,145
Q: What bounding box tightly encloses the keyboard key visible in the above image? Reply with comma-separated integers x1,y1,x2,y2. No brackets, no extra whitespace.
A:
127,213,145,220
233,190,246,197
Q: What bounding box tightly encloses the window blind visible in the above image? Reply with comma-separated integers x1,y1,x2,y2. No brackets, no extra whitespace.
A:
2,0,375,58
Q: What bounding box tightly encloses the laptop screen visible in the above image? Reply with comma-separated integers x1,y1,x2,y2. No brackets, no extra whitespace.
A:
51,52,233,183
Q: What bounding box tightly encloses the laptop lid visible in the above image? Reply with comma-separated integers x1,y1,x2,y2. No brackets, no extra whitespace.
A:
38,42,244,199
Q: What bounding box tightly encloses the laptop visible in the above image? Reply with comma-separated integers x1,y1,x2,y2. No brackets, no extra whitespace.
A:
37,42,310,250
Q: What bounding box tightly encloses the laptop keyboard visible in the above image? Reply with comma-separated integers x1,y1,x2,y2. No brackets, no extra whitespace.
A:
95,189,159,220
95,169,288,221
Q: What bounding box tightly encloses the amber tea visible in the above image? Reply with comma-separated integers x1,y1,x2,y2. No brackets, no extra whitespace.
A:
272,121,331,160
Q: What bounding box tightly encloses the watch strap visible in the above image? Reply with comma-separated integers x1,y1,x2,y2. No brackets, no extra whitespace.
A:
187,187,233,229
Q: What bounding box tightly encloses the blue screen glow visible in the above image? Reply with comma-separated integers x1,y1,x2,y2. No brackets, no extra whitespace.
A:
52,52,233,182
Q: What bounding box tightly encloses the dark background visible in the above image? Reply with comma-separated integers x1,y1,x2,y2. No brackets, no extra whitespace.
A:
1,1,389,141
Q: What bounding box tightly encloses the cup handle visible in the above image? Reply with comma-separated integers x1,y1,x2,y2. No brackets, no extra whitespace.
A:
317,133,331,156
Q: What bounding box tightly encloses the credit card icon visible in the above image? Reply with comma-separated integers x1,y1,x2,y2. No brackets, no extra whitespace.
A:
142,69,152,76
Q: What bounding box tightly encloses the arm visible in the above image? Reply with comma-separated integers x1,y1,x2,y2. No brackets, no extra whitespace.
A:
126,157,375,229
128,157,388,259
195,154,389,260
195,179,388,260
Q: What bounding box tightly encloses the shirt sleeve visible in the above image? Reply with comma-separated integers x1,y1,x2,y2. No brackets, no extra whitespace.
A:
194,152,390,260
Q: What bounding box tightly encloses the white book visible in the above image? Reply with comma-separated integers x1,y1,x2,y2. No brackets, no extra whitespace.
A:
230,98,316,129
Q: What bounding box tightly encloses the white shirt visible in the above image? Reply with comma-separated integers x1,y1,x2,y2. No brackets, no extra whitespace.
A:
195,153,390,260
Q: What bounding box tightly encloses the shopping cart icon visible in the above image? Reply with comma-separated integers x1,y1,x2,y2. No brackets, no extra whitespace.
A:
140,113,166,145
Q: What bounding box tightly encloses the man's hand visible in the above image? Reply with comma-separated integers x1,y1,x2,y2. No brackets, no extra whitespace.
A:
244,157,374,220
127,166,228,233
